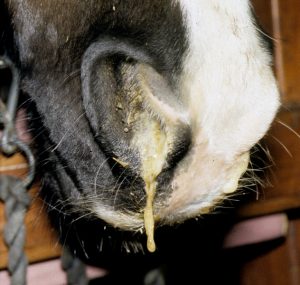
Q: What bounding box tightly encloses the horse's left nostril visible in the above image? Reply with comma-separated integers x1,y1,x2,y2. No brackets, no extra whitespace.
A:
81,38,191,250
81,38,191,178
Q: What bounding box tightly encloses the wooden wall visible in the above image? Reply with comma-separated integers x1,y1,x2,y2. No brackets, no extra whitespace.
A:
237,1,300,284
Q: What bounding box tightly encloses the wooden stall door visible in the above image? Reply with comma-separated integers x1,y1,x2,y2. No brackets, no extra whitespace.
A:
237,1,300,284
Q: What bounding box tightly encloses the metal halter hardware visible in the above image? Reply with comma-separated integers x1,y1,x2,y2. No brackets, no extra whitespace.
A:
0,56,35,285
0,57,35,188
0,56,89,285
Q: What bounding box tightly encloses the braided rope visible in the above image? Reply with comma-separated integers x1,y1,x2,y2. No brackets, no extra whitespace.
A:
1,56,36,284
0,175,31,285
61,247,89,285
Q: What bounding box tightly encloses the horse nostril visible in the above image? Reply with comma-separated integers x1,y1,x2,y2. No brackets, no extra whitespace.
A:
81,38,151,175
81,37,191,252
81,37,191,177
166,125,191,170
133,63,191,171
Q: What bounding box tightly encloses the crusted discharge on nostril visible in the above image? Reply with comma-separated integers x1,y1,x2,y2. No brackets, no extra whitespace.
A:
80,37,192,240
81,37,191,178
134,64,191,168
81,38,153,177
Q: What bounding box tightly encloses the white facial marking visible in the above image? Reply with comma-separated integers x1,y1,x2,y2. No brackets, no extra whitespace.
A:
222,152,250,194
89,0,280,229
159,0,280,223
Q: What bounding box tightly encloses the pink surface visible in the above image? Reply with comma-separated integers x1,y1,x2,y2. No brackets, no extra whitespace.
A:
0,259,107,285
0,214,289,283
14,109,32,144
0,108,32,143
223,213,289,248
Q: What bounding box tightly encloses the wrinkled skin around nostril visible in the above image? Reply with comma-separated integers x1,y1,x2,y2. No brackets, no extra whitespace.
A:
81,38,192,249
81,38,191,185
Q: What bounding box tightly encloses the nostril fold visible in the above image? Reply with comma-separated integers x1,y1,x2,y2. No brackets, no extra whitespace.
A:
81,37,191,179
81,37,191,250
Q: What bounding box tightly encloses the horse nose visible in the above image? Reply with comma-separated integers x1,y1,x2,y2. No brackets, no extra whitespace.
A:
81,38,191,180
81,38,191,252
